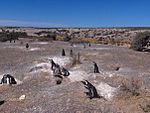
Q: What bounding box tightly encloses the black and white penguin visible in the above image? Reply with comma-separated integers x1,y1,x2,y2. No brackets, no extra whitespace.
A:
93,62,100,73
81,80,100,99
61,67,70,77
62,49,66,56
49,59,57,71
26,43,29,49
53,64,62,75
1,74,17,85
70,49,73,57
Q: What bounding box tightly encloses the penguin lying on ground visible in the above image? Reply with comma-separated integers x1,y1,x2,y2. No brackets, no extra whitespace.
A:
1,74,17,85
49,59,70,85
61,67,70,77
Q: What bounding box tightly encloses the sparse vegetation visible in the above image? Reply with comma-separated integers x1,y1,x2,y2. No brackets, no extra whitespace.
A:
63,35,71,42
120,77,141,96
0,30,28,42
140,102,150,113
70,52,81,67
131,32,150,51
70,37,99,44
37,34,56,41
0,28,150,113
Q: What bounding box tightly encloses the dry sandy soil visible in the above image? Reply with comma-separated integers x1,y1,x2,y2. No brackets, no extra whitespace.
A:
0,39,150,113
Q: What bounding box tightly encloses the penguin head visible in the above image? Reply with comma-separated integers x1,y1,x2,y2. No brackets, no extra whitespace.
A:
81,80,88,85
3,74,8,78
49,59,53,63
92,61,96,64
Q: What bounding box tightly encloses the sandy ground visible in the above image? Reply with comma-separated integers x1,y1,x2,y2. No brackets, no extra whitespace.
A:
0,39,149,113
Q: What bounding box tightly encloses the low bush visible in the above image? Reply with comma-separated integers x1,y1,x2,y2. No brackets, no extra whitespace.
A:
120,77,141,96
0,31,28,42
131,32,150,51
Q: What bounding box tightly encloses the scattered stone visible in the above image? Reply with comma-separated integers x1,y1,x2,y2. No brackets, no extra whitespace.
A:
19,95,26,101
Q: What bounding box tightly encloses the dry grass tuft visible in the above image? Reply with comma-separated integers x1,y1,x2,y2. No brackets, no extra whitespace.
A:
119,77,141,96
70,52,82,67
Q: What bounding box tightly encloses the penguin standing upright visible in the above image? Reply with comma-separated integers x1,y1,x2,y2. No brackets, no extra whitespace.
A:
81,80,100,99
93,62,100,73
70,49,73,57
62,49,66,56
26,43,29,49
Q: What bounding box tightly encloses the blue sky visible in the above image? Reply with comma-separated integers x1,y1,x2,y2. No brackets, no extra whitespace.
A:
0,0,150,27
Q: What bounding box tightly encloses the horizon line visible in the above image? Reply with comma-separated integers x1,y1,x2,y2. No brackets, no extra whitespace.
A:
0,20,150,29
1,25,150,29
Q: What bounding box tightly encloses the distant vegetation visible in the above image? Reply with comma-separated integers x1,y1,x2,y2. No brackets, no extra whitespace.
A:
131,32,150,51
0,29,28,42
3,27,150,48
37,34,57,41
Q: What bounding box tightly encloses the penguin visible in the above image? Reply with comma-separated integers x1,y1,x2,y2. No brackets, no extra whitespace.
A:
93,62,100,73
54,74,63,85
70,49,73,57
61,67,70,77
1,74,17,85
49,59,57,71
62,49,66,56
26,43,29,49
88,43,91,47
81,80,100,99
53,64,62,75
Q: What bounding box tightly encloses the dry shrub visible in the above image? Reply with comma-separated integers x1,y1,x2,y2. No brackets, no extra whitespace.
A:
38,36,54,42
70,52,81,67
68,36,131,47
56,35,71,41
106,63,120,71
131,32,150,51
56,36,65,41
139,101,150,113
109,38,131,47
70,38,99,44
97,37,131,47
120,77,141,96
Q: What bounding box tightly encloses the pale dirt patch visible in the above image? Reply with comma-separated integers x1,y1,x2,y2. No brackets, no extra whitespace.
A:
29,56,71,75
48,56,71,66
29,48,41,51
32,42,49,45
97,82,117,100
69,70,88,82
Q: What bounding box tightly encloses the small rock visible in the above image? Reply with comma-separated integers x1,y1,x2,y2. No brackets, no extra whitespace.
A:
19,95,26,101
